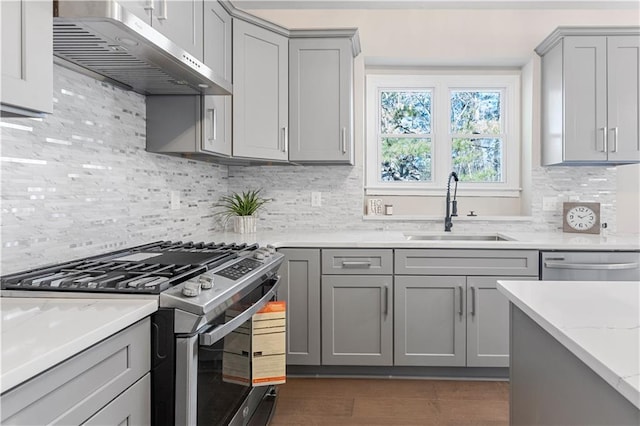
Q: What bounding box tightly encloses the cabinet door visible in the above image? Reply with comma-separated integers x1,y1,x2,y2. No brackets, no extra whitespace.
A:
1,0,52,115
203,1,232,84
607,35,640,163
233,19,288,161
322,275,392,365
394,276,466,366
119,0,153,24
152,0,204,61
202,96,232,156
563,36,608,162
466,276,537,368
289,38,353,164
83,374,151,426
277,249,321,365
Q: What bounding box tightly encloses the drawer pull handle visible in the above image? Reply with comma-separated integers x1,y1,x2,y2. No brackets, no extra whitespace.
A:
341,261,372,268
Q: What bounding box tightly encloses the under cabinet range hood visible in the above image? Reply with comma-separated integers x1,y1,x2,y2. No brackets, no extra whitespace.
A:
53,1,232,95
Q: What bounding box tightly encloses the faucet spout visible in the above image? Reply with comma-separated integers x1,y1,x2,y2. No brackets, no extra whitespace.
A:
444,171,459,232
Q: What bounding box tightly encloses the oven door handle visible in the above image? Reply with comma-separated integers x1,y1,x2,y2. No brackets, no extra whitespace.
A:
199,276,281,346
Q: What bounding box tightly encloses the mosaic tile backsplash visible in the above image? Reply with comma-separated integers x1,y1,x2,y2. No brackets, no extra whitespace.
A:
1,65,619,274
1,65,229,274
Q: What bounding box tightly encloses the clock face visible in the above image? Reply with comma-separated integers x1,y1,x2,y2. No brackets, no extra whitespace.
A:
566,206,597,231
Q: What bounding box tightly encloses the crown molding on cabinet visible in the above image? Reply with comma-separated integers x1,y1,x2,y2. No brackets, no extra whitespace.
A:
535,26,640,56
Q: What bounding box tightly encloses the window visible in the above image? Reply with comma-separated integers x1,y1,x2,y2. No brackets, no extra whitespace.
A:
366,73,520,196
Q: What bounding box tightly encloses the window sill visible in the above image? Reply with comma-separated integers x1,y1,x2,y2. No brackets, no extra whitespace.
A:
362,214,533,222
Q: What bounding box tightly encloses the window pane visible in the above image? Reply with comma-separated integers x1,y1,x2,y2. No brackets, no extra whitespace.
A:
380,91,431,134
381,137,432,181
450,91,501,134
452,138,502,182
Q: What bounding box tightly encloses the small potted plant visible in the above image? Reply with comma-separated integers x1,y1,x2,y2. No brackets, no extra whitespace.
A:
215,189,271,233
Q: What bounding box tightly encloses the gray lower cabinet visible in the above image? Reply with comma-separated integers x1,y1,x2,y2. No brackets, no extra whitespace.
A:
394,250,539,368
322,275,393,365
288,35,357,164
0,318,150,425
277,248,321,365
84,374,151,426
466,276,537,367
1,0,52,116
232,18,288,161
394,276,466,366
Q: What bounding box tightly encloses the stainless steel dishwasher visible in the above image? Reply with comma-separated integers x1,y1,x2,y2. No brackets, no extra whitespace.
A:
540,251,640,281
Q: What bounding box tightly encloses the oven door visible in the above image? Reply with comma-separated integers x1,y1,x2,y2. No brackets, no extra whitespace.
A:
174,276,281,426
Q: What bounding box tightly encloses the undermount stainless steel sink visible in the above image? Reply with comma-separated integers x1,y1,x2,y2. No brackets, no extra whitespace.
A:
404,233,514,241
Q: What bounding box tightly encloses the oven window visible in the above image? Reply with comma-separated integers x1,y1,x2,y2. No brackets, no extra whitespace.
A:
197,282,272,424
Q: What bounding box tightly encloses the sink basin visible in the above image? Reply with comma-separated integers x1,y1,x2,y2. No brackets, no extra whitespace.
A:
405,233,514,241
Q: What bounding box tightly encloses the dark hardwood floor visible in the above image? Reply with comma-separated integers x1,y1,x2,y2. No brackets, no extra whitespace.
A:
270,378,509,425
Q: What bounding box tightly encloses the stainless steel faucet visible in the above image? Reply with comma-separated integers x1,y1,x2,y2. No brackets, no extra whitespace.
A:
445,171,459,232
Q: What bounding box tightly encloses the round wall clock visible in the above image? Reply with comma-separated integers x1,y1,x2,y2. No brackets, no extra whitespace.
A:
562,202,600,234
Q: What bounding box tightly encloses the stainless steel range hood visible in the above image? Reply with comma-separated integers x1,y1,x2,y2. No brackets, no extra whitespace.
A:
53,1,232,96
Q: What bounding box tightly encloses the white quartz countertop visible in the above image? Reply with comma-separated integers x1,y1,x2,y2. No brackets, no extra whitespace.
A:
205,230,640,250
497,280,640,409
0,298,158,394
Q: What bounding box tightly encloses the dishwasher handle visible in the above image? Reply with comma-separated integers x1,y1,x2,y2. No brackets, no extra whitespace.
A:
544,261,639,271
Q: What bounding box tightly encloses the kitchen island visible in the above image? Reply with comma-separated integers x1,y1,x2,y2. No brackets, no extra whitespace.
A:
497,280,639,425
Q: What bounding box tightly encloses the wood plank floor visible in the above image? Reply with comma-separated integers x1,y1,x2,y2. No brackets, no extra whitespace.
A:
270,378,509,426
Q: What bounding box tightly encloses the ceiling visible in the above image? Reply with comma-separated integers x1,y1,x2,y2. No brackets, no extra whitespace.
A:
232,0,640,10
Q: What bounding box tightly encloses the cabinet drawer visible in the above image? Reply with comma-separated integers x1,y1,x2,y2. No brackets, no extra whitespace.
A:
1,318,150,425
395,250,538,276
322,249,393,275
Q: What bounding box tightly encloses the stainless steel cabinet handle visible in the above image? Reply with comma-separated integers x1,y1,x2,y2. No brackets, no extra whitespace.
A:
199,277,281,346
157,0,168,20
284,126,288,153
207,109,217,142
544,261,639,270
600,127,608,153
383,285,389,316
341,127,347,154
611,127,618,153
470,286,476,316
458,286,463,316
341,261,372,268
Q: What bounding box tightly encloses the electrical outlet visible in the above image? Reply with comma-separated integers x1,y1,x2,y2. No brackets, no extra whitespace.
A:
171,190,180,210
311,192,322,207
542,197,557,212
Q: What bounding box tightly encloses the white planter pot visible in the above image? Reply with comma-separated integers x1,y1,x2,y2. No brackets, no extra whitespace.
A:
233,215,257,234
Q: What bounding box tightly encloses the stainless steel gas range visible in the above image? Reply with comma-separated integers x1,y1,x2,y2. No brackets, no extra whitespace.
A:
1,240,285,426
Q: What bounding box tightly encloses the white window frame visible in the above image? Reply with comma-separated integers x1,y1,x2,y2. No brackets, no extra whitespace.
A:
365,73,521,197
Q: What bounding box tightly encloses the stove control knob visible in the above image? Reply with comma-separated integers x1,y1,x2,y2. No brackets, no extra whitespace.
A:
259,247,271,257
182,280,201,297
199,273,215,290
266,245,277,254
254,251,265,260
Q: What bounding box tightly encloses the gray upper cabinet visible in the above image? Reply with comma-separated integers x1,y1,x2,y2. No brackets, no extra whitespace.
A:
232,18,289,161
394,276,466,367
277,249,321,366
289,32,360,164
146,95,231,158
322,275,393,366
124,0,204,61
1,0,53,117
537,27,640,165
203,0,232,84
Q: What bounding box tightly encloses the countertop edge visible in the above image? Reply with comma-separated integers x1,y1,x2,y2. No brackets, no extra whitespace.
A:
1,299,158,394
497,281,640,410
